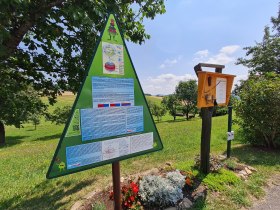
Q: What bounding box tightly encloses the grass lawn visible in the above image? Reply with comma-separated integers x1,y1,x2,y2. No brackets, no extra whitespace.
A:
1,95,280,210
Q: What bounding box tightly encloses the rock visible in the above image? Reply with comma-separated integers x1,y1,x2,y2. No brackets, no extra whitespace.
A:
71,200,84,210
237,173,246,180
177,198,193,210
192,185,207,201
120,177,125,182
247,166,257,172
193,192,206,201
239,170,247,176
218,155,227,160
245,167,253,175
164,207,176,210
235,164,246,171
150,168,159,175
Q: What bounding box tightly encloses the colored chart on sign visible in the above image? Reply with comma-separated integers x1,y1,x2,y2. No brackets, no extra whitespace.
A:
92,77,134,108
46,13,163,179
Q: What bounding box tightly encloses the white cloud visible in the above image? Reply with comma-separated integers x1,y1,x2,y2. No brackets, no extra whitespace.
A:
195,49,209,58
220,45,240,55
159,55,183,69
142,73,197,95
193,45,241,65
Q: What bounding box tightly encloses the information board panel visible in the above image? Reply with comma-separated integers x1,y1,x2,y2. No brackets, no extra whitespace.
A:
46,14,163,179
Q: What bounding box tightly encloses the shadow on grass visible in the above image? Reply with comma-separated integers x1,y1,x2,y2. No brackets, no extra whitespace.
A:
1,133,61,148
34,133,61,141
227,144,280,167
1,135,29,148
155,118,199,124
1,178,97,210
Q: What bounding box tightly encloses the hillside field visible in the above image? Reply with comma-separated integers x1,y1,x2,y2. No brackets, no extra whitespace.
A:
1,95,280,210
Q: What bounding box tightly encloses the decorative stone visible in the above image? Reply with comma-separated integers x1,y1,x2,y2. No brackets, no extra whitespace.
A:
164,207,176,210
120,177,125,182
177,198,193,210
237,174,246,180
71,200,84,210
245,167,252,175
218,155,227,160
192,185,207,201
239,170,247,176
235,164,246,171
247,166,257,172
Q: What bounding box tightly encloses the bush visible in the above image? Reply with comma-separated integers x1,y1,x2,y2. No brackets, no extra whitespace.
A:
148,101,166,122
139,171,185,208
234,73,280,148
212,106,228,117
46,105,71,125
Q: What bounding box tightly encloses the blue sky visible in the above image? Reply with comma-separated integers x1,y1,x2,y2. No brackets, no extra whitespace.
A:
127,0,279,95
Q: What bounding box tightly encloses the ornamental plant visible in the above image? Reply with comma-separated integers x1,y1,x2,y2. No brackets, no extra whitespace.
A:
139,171,185,208
110,181,143,210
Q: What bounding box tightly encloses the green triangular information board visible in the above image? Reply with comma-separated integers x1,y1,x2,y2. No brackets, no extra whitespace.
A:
47,14,163,179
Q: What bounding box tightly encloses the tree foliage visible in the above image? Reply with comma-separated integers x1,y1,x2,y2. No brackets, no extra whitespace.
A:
46,105,71,125
175,80,197,120
0,69,46,128
0,70,46,144
0,0,166,102
0,0,166,143
148,101,166,122
234,73,280,148
161,94,180,121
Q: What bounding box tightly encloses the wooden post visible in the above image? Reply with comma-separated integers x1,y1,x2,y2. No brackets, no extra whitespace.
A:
227,106,233,158
112,161,121,210
200,107,213,174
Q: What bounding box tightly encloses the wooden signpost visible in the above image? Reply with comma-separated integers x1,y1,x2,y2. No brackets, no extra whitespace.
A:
194,63,235,174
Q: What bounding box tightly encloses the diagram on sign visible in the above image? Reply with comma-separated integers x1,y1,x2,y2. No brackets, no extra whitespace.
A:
102,42,124,75
47,13,163,179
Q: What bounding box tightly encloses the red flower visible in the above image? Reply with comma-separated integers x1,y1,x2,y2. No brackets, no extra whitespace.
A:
129,196,135,202
109,191,114,200
122,186,128,194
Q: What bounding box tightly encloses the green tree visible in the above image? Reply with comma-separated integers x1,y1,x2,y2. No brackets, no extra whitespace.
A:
46,105,71,125
0,0,166,99
162,94,180,121
0,1,165,143
234,73,280,148
0,69,46,145
28,113,41,130
148,101,166,122
175,80,198,120
236,8,280,75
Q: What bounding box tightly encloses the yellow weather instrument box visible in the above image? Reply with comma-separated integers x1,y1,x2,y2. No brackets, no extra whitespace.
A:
194,63,235,108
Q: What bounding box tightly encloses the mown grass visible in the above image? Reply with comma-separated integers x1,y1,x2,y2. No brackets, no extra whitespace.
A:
1,95,280,210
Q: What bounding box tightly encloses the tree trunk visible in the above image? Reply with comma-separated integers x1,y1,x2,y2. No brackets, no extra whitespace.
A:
186,112,189,120
173,116,176,121
0,121,6,146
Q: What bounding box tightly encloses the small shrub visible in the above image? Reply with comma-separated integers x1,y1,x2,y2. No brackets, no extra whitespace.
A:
203,169,240,191
139,173,184,208
166,170,186,189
